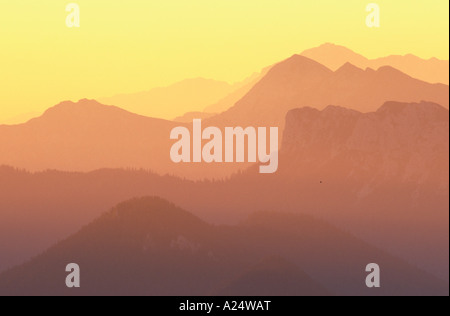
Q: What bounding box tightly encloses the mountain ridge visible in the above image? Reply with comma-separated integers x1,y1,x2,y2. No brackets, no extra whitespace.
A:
1,99,448,280
0,197,446,296
207,55,448,132
98,78,236,120
301,43,449,84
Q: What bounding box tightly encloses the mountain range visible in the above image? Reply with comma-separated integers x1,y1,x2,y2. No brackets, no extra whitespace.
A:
0,99,180,174
277,101,449,281
98,74,268,121
0,44,448,296
98,78,236,120
208,55,449,130
0,197,446,296
301,43,449,84
0,99,248,179
0,55,448,177
0,101,447,282
100,44,449,124
2,44,447,125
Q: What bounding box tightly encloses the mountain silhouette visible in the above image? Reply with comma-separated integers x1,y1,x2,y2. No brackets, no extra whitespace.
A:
0,99,181,174
276,101,449,281
1,57,447,178
208,55,449,131
282,101,449,189
98,78,237,120
173,111,215,123
0,197,447,296
302,43,449,84
0,102,447,282
0,111,41,125
0,99,248,178
173,67,271,122
203,67,271,114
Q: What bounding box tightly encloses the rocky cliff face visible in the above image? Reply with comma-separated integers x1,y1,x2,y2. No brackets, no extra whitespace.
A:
282,101,449,193
277,101,449,280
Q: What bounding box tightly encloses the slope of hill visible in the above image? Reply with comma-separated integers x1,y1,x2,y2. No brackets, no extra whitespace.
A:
0,99,178,173
173,111,216,123
215,256,331,296
0,111,41,125
98,78,235,120
208,55,449,131
277,101,449,280
0,102,447,281
173,67,271,122
301,43,449,84
0,197,446,296
1,57,447,178
282,101,449,190
203,67,271,114
0,99,247,178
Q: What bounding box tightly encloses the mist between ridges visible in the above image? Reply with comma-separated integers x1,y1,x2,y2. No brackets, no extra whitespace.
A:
170,119,279,174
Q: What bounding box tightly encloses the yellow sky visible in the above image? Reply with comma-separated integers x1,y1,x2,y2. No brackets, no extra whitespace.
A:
0,0,448,120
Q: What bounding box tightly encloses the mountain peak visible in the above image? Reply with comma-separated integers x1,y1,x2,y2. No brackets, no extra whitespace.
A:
301,44,448,84
45,99,108,112
376,101,449,118
301,43,369,71
265,54,332,80
283,54,332,69
107,197,205,228
40,99,135,122
320,42,338,47
306,43,362,54
335,62,365,75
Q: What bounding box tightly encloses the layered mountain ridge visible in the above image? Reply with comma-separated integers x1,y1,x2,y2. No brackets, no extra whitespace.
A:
208,55,449,131
0,197,446,296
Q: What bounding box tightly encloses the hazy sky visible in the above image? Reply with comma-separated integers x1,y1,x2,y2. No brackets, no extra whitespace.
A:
0,0,448,119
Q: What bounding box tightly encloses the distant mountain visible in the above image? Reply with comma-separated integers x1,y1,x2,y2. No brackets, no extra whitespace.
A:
208,55,449,131
173,111,216,123
0,111,41,125
98,78,236,120
0,102,447,282
0,197,446,296
277,101,449,281
282,101,449,191
173,68,271,122
0,99,178,173
203,67,271,114
0,99,246,178
301,43,370,72
2,57,447,177
302,43,449,84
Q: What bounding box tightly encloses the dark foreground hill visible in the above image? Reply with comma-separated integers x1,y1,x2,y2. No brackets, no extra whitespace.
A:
0,197,447,296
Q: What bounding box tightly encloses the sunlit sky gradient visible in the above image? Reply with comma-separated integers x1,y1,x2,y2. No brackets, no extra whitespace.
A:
0,0,448,120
